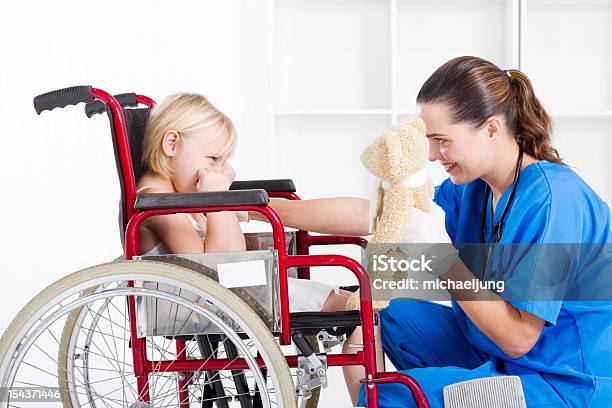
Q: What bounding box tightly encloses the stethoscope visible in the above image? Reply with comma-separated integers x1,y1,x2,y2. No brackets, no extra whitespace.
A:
478,144,524,273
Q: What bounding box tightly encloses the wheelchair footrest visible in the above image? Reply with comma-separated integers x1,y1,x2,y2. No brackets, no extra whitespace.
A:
289,310,362,336
443,376,526,408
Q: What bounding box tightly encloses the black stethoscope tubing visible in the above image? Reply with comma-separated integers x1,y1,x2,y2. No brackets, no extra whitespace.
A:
479,144,524,275
479,144,524,245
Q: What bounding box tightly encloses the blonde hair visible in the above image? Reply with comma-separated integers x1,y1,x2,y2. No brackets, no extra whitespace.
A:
142,92,237,178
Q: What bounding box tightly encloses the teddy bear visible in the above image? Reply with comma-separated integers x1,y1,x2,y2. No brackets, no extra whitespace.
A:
345,116,450,310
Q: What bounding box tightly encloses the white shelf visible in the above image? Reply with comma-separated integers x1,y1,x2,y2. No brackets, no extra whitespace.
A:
273,109,393,116
271,110,612,118
395,0,516,111
395,110,418,116
524,0,612,111
527,0,611,5
273,114,387,200
274,0,391,110
549,111,612,118
551,116,612,204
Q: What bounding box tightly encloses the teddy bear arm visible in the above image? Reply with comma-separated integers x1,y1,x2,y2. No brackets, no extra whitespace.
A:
373,188,415,243
411,180,435,214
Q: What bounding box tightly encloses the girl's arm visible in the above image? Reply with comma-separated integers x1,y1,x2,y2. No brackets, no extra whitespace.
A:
250,197,371,236
144,211,245,254
144,213,207,254
196,164,246,252
204,212,246,252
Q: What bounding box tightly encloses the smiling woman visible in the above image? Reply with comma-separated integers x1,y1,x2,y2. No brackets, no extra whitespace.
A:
260,56,612,408
365,56,612,408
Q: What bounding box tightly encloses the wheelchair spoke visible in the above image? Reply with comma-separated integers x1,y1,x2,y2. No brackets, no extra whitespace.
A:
101,298,127,406
84,303,123,364
1,269,292,408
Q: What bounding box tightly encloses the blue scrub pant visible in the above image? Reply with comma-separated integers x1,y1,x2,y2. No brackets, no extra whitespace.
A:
357,299,567,408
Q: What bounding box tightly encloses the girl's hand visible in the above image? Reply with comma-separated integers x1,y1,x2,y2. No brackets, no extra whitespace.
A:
196,167,232,192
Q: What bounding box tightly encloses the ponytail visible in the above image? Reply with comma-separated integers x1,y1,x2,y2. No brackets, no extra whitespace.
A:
505,69,564,165
417,56,565,166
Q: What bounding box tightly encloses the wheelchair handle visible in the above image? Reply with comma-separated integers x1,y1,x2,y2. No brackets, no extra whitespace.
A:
85,93,138,118
33,85,94,115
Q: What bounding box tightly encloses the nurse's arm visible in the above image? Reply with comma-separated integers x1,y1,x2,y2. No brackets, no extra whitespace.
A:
249,197,371,236
442,260,546,359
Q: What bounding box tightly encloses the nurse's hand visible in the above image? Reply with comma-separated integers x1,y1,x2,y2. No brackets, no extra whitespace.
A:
402,203,451,243
425,244,459,276
400,203,458,276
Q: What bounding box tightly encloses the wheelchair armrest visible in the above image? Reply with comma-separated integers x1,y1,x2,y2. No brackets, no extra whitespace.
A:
135,189,269,210
230,179,296,193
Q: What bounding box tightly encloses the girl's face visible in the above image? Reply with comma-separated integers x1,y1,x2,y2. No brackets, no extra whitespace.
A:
418,102,495,184
166,123,230,192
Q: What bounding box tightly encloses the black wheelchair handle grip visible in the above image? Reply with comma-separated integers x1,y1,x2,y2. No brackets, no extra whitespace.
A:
85,93,138,118
33,86,94,115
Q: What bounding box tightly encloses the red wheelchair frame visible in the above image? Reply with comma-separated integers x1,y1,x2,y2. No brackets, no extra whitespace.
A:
33,86,430,408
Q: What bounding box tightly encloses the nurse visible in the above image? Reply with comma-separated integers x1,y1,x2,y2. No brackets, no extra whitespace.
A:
254,56,612,407
359,56,612,407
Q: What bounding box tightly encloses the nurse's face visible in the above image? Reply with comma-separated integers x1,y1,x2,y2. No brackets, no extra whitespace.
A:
418,102,494,184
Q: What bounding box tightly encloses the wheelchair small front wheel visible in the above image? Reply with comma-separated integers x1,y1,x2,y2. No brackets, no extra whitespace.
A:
0,260,297,408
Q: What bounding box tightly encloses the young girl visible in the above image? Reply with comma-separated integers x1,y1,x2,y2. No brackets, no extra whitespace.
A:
137,92,351,313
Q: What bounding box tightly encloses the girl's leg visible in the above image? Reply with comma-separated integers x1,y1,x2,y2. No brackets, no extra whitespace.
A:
318,289,384,405
320,288,352,312
342,323,385,405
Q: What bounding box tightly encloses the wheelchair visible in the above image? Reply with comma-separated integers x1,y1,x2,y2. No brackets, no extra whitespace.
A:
0,86,522,408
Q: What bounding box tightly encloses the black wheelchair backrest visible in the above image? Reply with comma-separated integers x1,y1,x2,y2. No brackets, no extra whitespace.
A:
103,106,151,242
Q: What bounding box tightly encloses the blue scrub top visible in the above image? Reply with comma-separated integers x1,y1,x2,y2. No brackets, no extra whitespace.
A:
434,160,612,406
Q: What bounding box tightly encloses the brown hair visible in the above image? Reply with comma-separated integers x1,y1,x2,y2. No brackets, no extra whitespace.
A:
416,56,565,165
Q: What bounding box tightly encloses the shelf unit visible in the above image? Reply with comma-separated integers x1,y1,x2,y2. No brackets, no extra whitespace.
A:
522,0,612,205
241,0,612,206
241,0,611,216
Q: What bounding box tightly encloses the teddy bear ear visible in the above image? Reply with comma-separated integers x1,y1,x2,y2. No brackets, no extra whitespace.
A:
360,143,374,168
383,128,403,169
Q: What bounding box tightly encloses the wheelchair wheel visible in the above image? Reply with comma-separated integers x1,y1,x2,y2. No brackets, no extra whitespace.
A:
0,260,296,407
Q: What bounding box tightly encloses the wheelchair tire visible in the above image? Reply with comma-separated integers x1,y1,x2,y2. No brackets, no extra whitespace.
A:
58,256,280,408
0,259,297,408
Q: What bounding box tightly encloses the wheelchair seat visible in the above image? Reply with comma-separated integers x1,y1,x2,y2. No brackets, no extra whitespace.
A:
289,310,362,337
